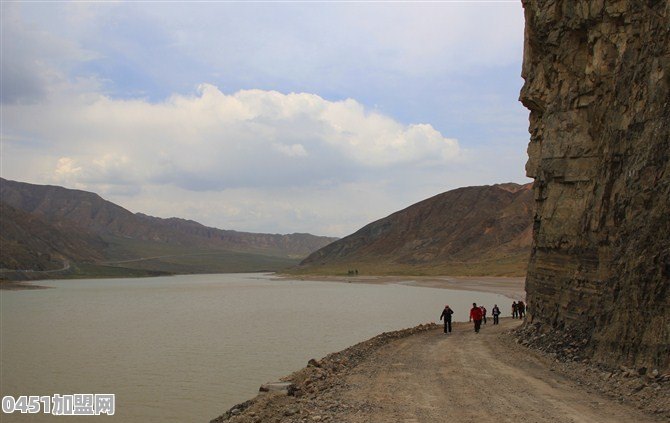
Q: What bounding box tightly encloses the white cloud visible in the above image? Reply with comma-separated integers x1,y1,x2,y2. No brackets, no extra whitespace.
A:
55,157,82,177
4,84,461,195
273,143,308,158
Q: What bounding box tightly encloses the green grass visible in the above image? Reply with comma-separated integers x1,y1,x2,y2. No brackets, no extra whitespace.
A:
66,263,171,279
107,251,299,274
101,235,298,261
95,235,301,275
101,236,211,261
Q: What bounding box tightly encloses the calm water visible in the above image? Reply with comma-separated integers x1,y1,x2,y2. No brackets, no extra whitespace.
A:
1,273,511,422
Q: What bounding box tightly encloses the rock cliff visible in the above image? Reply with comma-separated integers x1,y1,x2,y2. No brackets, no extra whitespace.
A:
520,1,669,371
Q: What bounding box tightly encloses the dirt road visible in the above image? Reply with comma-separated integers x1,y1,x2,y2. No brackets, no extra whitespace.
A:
338,319,658,423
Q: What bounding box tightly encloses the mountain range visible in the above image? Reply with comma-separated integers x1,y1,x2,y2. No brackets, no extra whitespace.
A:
0,178,336,278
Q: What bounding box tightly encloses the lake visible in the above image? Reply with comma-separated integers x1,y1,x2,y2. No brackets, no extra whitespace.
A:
0,273,511,422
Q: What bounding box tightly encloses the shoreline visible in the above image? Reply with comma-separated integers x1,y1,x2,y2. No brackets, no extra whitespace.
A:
0,280,50,290
275,274,526,301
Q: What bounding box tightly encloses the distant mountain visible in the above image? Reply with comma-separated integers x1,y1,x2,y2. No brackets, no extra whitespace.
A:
0,178,337,277
294,183,533,276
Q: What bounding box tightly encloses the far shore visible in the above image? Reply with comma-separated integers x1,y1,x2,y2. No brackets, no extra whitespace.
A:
0,280,50,290
275,274,526,301
1,272,527,301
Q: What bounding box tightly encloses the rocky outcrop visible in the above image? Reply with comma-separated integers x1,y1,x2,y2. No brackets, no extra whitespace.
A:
295,183,533,276
520,1,669,371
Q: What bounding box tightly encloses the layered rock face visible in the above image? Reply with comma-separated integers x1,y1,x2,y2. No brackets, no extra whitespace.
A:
520,1,669,371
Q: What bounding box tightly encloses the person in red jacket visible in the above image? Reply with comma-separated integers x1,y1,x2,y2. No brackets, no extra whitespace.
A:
469,302,483,333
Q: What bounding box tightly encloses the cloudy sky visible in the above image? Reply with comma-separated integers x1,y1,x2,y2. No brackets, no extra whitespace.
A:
1,1,530,237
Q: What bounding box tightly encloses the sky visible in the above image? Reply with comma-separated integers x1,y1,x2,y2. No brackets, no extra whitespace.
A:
1,1,531,238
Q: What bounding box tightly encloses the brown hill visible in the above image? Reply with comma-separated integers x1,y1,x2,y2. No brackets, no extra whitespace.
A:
0,178,336,276
0,178,335,258
294,183,533,276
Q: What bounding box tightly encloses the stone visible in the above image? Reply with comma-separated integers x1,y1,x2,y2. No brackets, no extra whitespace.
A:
259,382,293,392
284,408,299,416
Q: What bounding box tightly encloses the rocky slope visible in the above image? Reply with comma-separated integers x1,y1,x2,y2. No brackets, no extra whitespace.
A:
519,1,669,371
295,183,533,276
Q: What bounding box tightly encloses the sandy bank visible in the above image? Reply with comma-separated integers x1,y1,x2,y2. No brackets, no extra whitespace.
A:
276,274,526,301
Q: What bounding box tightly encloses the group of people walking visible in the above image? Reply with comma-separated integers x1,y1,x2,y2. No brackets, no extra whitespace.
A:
511,300,526,319
468,303,501,333
439,301,525,334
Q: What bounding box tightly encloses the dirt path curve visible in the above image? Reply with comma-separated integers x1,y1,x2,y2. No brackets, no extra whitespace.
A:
338,319,659,423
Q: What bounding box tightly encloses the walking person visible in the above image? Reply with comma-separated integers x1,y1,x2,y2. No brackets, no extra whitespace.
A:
518,300,526,319
439,305,454,334
512,301,518,319
492,304,501,325
480,305,487,325
469,303,483,333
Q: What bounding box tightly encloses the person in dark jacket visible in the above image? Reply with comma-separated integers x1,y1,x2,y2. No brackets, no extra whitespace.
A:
469,303,483,333
492,304,501,325
439,305,454,334
518,300,526,318
512,301,518,319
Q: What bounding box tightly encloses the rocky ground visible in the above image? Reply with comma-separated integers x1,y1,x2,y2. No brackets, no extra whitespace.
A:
514,323,669,418
211,319,668,423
